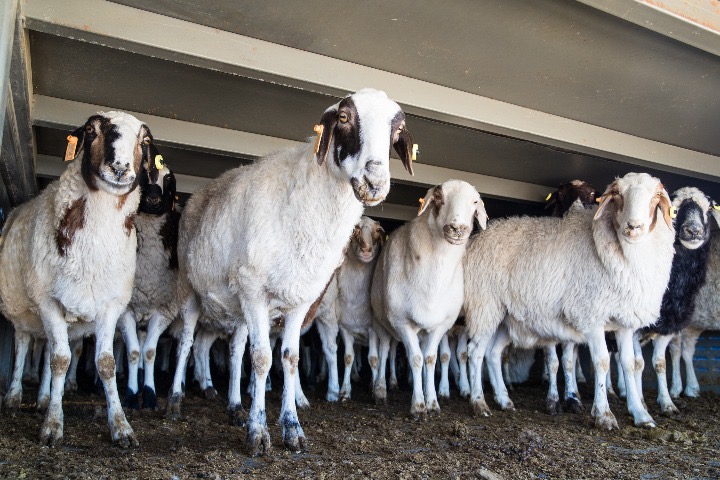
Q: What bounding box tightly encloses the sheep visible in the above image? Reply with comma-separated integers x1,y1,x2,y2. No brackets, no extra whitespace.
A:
0,111,154,447
167,88,414,455
464,172,676,429
370,180,488,417
116,145,180,409
314,216,385,401
662,207,720,399
625,187,715,415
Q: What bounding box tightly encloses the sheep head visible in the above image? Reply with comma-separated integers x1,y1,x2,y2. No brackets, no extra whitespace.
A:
68,111,154,196
545,179,598,217
418,180,487,245
315,88,413,207
671,187,713,250
138,143,177,215
594,173,673,244
349,216,385,264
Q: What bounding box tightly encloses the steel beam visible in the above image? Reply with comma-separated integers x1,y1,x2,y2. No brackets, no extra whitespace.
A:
23,0,720,182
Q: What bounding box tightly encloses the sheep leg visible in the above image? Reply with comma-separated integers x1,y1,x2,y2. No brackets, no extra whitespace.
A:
339,327,355,401
37,302,72,447
36,348,51,412
586,327,617,430
501,346,513,391
118,311,141,409
615,352,626,399
486,327,515,411
278,303,313,453
95,308,139,447
681,329,702,398
22,337,34,384
3,330,31,412
456,331,470,399
606,358,619,403
561,342,583,413
616,328,655,428
368,328,380,386
575,352,587,384
29,337,46,384
632,332,646,408
64,339,83,393
448,334,460,386
352,344,362,383
141,313,173,410
294,369,310,409
316,319,340,402
193,328,218,397
396,324,426,419
668,334,682,398
652,334,679,415
244,301,273,456
158,337,172,373
544,345,561,415
113,335,125,380
167,296,201,419
422,327,447,414
468,332,493,417
228,324,249,426
438,334,451,403
388,338,399,390
372,329,391,404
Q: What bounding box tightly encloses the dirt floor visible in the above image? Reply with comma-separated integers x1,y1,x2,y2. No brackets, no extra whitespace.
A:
1,369,719,480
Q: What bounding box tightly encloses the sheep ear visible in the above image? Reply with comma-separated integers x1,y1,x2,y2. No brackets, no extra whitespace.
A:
593,194,614,221
376,225,387,248
315,109,337,166
417,186,435,216
65,125,86,161
710,200,720,228
657,189,674,229
393,123,414,175
475,198,488,231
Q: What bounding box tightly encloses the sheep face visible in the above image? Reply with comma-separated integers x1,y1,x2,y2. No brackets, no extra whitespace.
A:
349,216,385,264
138,143,177,215
315,88,414,207
671,187,712,250
545,179,598,217
594,172,673,244
418,180,487,245
70,112,153,196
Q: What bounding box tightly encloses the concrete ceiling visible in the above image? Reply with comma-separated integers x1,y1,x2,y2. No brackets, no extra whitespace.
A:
18,0,720,220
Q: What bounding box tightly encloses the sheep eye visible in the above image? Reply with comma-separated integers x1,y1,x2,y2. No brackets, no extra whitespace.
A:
338,112,349,123
84,125,95,135
143,136,152,145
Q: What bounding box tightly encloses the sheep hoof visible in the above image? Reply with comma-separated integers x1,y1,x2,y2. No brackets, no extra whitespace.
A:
545,398,561,416
607,391,622,405
295,395,311,410
64,380,78,393
124,390,140,410
36,395,50,413
593,410,618,430
471,400,492,417
438,393,450,404
563,397,585,414
389,379,399,390
660,403,680,416
281,420,307,453
460,389,471,400
3,392,22,413
228,404,247,427
373,386,387,406
141,386,158,410
113,430,140,449
337,389,349,402
684,387,700,398
411,402,427,421
636,419,656,429
166,392,183,420
39,419,64,448
500,400,515,412
427,402,441,417
203,387,218,400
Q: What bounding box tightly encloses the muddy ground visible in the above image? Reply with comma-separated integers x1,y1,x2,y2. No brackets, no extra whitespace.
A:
1,370,719,479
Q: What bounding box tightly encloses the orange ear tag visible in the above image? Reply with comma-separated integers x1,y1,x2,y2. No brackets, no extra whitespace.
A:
417,197,425,214
64,135,78,161
313,124,324,154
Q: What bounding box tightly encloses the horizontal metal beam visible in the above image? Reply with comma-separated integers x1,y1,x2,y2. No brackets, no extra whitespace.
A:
580,0,720,58
23,0,720,182
32,95,553,202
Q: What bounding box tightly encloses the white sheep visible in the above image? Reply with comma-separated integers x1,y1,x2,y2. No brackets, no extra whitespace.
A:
314,215,385,401
0,112,153,446
167,88,414,455
464,172,675,429
370,180,487,417
116,146,181,409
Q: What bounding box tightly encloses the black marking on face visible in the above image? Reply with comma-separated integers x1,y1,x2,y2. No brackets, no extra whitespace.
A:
332,97,361,167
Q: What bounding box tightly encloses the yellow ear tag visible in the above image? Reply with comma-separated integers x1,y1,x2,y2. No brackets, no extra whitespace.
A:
313,124,324,154
670,206,678,219
713,202,720,211
155,154,165,171
545,192,552,201
411,144,419,161
64,135,78,161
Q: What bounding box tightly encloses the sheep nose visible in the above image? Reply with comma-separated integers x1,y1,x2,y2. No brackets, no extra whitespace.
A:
684,225,701,236
626,220,644,232
110,163,130,178
443,224,468,238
